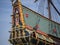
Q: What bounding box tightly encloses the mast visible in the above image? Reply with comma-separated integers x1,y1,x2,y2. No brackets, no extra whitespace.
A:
48,0,51,19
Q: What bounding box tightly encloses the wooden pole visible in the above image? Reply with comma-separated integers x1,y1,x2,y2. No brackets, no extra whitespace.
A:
48,0,51,19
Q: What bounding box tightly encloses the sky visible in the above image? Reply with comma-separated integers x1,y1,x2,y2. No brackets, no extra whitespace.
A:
0,0,11,45
0,0,60,45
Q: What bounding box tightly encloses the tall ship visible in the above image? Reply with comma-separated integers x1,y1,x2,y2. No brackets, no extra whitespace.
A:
9,0,60,45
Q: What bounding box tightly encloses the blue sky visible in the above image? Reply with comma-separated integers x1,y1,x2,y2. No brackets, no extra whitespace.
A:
0,0,12,45
0,0,60,45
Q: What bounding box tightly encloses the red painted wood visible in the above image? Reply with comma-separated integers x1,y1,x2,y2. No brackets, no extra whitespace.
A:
53,28,56,33
25,13,29,18
26,25,48,37
26,25,33,30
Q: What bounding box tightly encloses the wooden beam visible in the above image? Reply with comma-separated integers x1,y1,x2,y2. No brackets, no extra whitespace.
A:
48,0,51,19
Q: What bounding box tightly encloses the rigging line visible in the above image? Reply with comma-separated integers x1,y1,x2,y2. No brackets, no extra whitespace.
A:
49,0,60,16
34,0,38,3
